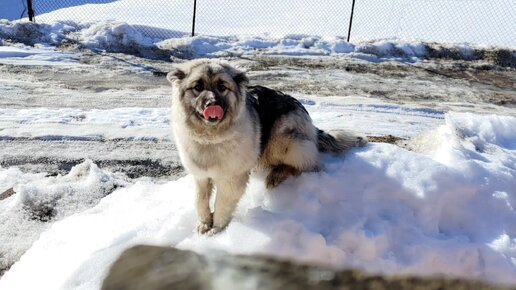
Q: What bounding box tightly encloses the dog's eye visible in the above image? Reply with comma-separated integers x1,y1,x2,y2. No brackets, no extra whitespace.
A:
194,83,204,92
217,82,227,92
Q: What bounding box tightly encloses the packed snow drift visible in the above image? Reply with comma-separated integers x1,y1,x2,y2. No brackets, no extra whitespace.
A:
1,20,514,62
0,112,515,290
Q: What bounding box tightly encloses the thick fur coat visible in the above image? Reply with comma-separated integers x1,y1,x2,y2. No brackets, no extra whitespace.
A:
168,60,367,234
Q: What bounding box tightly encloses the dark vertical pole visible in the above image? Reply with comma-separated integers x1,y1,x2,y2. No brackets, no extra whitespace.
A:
347,0,356,42
191,0,197,37
27,0,35,21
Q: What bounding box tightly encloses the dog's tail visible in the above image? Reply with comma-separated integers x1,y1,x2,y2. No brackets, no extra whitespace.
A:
317,129,368,154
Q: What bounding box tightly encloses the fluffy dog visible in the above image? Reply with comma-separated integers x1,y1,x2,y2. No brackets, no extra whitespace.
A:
167,60,367,235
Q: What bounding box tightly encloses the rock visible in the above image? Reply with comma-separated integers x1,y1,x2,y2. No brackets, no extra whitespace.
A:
102,245,513,290
0,188,15,200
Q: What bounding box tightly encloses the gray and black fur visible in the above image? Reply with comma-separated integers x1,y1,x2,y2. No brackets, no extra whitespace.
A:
168,60,367,235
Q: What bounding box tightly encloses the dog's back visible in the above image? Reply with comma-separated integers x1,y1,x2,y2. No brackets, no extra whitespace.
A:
247,85,367,188
247,85,309,153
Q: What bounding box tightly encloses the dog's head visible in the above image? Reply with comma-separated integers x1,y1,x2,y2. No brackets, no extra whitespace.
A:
167,60,249,129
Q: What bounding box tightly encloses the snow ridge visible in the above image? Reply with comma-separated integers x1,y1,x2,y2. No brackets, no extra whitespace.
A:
1,20,514,64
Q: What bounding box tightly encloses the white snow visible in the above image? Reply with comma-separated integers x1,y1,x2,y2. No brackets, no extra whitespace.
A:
0,112,515,290
0,95,463,159
0,45,81,66
0,46,50,58
0,107,171,141
2,20,513,60
1,1,515,288
0,161,129,278
78,21,156,49
0,99,444,141
308,100,445,138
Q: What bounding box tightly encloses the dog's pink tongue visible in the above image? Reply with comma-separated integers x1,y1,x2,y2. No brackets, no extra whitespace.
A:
203,105,224,120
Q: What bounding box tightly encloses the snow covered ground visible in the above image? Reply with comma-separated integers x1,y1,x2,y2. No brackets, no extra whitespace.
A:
0,45,81,66
1,112,515,290
0,43,515,288
0,3,515,289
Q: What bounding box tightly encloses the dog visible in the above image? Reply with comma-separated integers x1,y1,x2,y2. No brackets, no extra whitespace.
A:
167,60,367,235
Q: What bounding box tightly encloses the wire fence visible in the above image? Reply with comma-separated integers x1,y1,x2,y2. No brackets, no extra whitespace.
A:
351,0,515,47
15,0,516,47
31,0,193,39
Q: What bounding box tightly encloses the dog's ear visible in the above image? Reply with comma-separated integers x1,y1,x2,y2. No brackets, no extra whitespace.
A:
232,71,249,86
166,67,186,84
221,63,249,86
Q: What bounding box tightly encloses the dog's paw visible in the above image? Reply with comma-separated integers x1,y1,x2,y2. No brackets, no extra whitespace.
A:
266,173,286,189
266,165,300,189
205,226,224,236
356,136,368,147
196,221,213,234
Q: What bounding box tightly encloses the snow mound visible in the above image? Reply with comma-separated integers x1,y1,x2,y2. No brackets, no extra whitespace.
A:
0,19,81,45
2,20,514,63
446,112,516,150
0,112,515,290
14,160,129,219
0,160,129,276
79,21,155,51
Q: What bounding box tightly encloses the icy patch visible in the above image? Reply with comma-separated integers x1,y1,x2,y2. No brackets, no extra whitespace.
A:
0,107,171,141
0,161,129,276
1,112,515,289
0,102,443,141
0,46,51,58
305,100,445,138
0,45,81,66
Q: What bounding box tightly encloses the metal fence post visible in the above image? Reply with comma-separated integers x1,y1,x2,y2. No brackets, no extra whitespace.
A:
27,0,35,21
347,0,356,42
191,0,197,37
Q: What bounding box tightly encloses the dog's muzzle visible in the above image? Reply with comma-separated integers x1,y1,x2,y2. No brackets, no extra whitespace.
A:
201,101,225,124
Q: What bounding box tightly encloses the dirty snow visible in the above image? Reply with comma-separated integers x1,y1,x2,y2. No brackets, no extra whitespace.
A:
0,161,129,277
0,112,515,290
2,20,514,60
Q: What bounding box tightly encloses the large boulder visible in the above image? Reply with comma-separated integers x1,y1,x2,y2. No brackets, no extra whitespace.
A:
102,245,512,290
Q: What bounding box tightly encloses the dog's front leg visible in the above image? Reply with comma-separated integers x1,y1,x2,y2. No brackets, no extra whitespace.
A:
208,173,249,235
195,177,213,234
